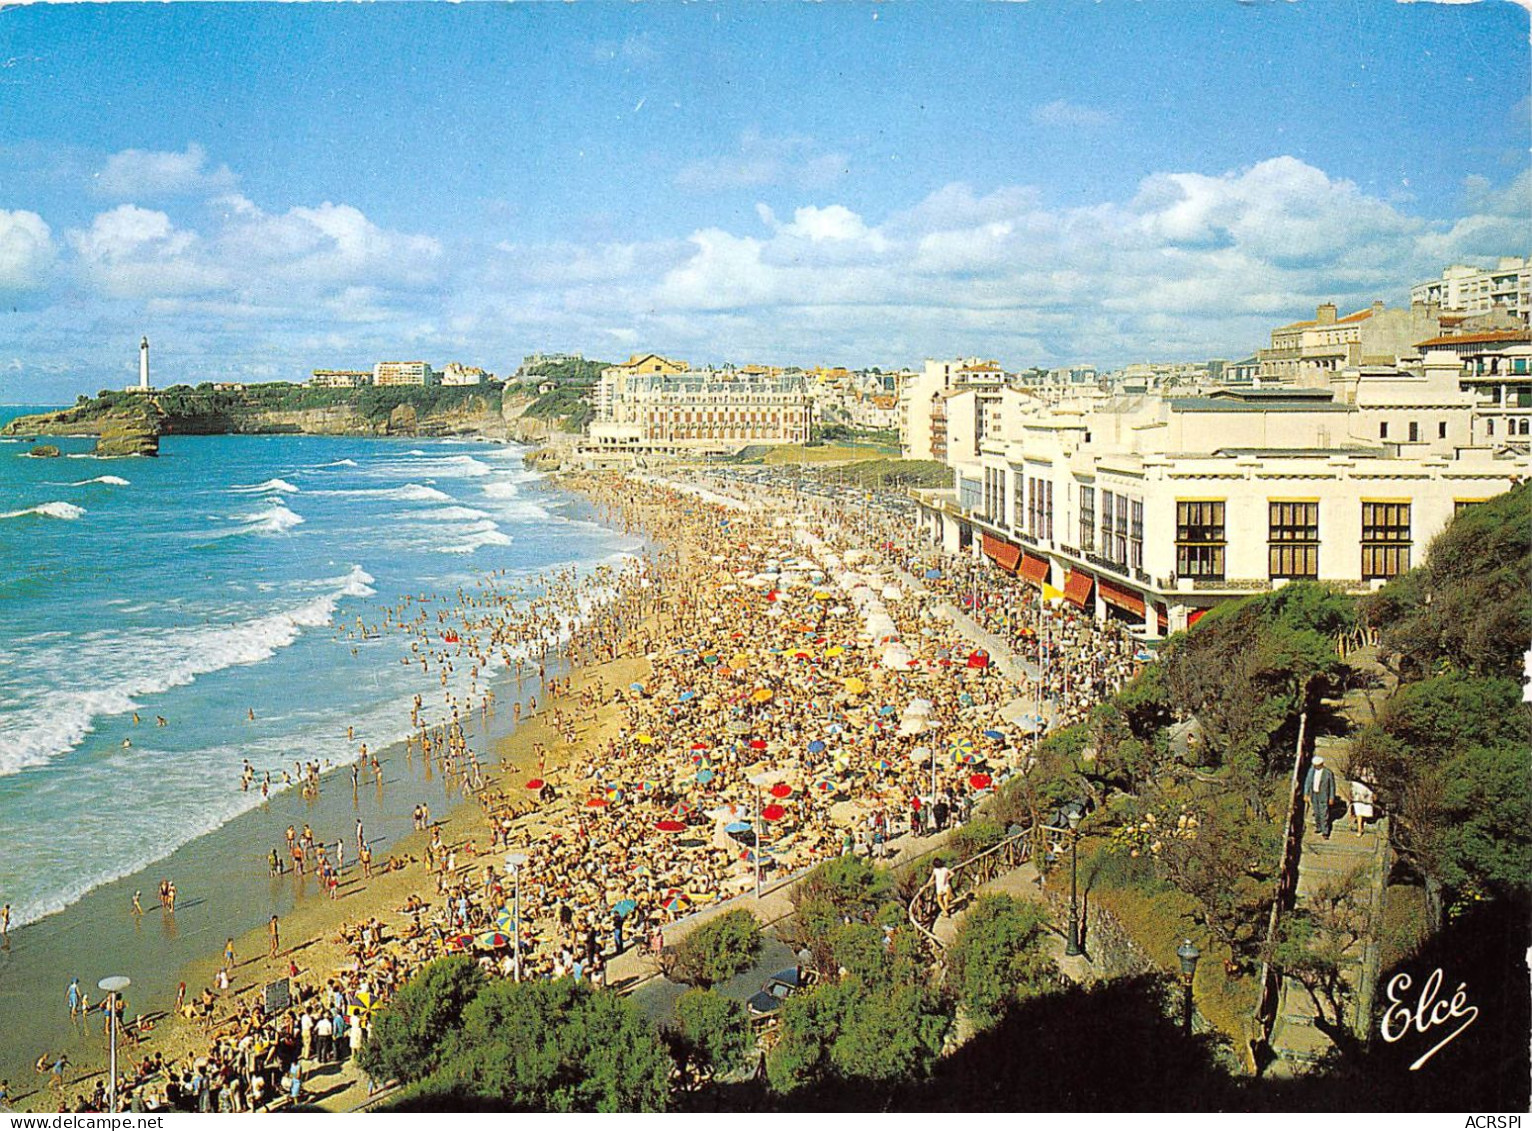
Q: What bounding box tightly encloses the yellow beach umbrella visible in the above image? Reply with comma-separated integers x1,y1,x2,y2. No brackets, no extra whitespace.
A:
843,676,867,695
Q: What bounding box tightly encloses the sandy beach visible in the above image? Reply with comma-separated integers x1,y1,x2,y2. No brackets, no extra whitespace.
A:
2,467,1139,1114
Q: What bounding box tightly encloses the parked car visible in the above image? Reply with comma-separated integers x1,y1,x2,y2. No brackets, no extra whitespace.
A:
746,966,808,1018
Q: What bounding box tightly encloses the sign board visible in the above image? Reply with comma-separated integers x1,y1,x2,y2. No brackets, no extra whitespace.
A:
263,978,291,1015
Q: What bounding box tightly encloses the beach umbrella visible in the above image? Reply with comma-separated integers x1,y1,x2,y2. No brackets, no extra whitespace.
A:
524,778,545,791
807,739,826,755
761,804,788,822
728,720,752,735
695,768,715,785
949,738,975,757
724,821,753,840
769,781,794,799
354,990,378,1013
958,692,976,707
969,773,993,791
749,738,767,751
878,705,896,717
639,779,658,793
967,649,991,669
445,933,474,952
614,898,637,917
630,682,646,692
983,729,1005,741
876,759,892,772
751,688,774,704
678,690,697,703
670,801,694,817
690,741,709,751
825,645,845,658
605,787,624,802
495,907,518,932
662,893,690,913
635,733,655,745
843,676,867,695
585,797,609,809
924,568,943,580
655,819,687,834
702,652,721,665
475,931,511,951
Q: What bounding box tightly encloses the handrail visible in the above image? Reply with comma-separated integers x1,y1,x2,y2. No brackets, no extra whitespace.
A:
906,821,1069,951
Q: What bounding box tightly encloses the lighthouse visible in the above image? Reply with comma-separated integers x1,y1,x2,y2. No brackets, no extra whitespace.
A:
139,336,150,391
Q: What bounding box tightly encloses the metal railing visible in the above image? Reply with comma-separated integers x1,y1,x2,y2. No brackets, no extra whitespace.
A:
906,821,1068,950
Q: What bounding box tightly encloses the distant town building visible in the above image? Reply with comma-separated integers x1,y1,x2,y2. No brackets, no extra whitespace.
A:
583,370,812,466
517,352,584,375
309,369,374,389
595,354,690,420
898,358,1007,460
1411,258,1530,323
1257,301,1444,387
440,361,490,386
373,361,439,387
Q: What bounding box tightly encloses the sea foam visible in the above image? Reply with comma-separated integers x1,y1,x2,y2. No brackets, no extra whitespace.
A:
1,501,85,520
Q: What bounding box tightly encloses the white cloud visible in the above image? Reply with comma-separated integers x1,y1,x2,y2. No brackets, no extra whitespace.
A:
94,143,237,199
1031,100,1113,129
67,204,220,297
0,209,55,291
676,129,849,192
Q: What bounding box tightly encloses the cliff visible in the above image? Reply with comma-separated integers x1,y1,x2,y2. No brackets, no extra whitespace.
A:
1,384,559,448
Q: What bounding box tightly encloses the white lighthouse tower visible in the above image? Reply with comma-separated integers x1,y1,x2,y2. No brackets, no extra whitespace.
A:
138,336,150,392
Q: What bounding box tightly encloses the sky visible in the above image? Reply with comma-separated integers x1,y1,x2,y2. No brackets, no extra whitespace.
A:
0,1,1527,401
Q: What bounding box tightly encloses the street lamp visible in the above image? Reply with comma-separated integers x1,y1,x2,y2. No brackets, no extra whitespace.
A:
504,852,528,981
1065,804,1083,956
98,975,130,1112
748,771,776,899
1176,938,1200,1035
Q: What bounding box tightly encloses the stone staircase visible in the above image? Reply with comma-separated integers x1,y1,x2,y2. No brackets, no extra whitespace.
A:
1268,763,1391,1072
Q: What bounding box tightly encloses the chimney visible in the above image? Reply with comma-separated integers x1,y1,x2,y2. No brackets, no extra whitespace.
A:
1316,303,1337,324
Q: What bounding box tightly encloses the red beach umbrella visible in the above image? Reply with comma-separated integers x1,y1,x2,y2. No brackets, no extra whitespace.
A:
524,778,545,791
749,738,767,751
769,782,794,800
585,797,609,809
969,772,993,791
654,819,686,833
761,804,788,823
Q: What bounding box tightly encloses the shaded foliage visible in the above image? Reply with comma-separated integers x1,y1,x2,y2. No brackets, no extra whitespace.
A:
945,894,1058,1030
358,956,485,1084
667,989,753,1088
1364,482,1531,681
665,909,764,989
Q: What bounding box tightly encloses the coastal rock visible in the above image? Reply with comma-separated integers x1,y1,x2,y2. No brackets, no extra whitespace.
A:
524,446,563,471
95,419,159,458
25,444,61,458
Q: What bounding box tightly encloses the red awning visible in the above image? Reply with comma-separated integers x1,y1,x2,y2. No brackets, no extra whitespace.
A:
1063,569,1094,608
1017,553,1049,585
1098,577,1146,617
981,532,1022,572
1187,608,1209,628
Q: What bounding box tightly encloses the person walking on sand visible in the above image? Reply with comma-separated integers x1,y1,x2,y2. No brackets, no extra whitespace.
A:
67,978,80,1018
268,914,280,957
223,937,236,971
131,890,143,916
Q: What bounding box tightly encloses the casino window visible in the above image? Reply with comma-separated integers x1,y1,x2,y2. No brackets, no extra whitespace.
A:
1268,500,1319,579
1079,485,1095,552
1379,421,1388,439
1175,500,1225,580
1408,421,1419,443
1437,421,1447,440
1361,501,1411,580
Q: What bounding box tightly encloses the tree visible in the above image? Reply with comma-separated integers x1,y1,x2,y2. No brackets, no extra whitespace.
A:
1365,483,1530,681
1155,800,1279,972
784,856,896,975
444,978,671,1112
765,977,950,1095
945,895,1058,1030
1351,674,1532,919
667,989,753,1088
359,956,486,1084
664,909,762,988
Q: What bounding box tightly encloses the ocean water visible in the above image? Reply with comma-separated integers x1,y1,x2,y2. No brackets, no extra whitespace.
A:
0,410,637,928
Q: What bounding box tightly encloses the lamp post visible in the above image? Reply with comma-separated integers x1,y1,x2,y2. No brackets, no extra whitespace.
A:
1065,805,1083,956
748,772,775,899
1176,938,1200,1035
504,852,527,981
98,975,130,1112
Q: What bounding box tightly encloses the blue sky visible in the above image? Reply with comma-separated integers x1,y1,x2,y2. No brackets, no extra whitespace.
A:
0,1,1527,400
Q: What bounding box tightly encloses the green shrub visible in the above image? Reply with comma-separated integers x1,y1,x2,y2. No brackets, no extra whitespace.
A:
666,909,763,988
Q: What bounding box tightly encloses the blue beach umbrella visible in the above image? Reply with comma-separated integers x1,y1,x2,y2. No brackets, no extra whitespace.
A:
807,739,826,754
678,690,697,702
696,768,716,784
983,729,1005,741
614,899,637,917
924,568,943,580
